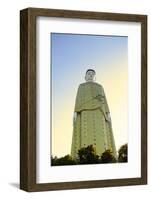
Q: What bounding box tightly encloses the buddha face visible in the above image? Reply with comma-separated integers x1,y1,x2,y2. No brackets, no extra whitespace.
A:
85,70,96,82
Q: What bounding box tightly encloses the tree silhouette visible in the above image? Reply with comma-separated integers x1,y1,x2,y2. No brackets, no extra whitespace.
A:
51,144,128,166
100,149,116,163
51,154,76,166
118,144,128,163
77,145,100,164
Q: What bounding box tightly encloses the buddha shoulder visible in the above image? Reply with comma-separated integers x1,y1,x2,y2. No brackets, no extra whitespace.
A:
79,82,103,89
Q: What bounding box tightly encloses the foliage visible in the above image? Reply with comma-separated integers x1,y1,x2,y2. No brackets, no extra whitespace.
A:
51,144,128,166
100,149,116,163
51,154,77,166
118,143,128,163
77,145,100,164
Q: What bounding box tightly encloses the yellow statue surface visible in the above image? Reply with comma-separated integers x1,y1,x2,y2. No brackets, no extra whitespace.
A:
71,69,116,159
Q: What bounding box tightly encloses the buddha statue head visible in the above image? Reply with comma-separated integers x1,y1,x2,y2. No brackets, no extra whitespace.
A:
85,69,96,82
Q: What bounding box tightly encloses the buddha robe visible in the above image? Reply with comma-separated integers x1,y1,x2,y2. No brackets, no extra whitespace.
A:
71,81,116,159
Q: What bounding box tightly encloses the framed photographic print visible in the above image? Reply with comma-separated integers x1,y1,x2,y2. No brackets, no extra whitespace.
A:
20,8,147,191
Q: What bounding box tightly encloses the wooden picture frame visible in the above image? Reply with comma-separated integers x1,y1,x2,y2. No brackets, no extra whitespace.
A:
20,7,147,192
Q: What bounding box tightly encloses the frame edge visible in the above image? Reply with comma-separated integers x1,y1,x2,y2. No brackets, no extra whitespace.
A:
20,8,37,192
20,8,29,191
20,7,148,192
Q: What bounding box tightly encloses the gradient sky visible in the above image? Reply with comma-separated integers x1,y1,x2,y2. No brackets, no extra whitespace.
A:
51,33,128,157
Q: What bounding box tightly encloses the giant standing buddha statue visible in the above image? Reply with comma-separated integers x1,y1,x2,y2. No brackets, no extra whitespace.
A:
71,69,116,159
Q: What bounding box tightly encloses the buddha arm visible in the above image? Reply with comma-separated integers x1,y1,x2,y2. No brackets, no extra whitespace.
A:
73,112,77,125
106,112,111,122
101,88,111,122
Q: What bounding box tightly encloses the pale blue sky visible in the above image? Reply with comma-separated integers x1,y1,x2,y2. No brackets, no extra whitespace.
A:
51,33,127,94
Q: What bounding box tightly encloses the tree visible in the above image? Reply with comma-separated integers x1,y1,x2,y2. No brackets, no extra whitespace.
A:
77,145,100,164
100,149,116,163
118,144,128,163
51,154,77,166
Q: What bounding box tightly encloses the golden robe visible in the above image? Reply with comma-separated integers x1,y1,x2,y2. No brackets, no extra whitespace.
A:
71,81,116,159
